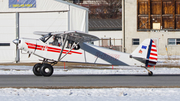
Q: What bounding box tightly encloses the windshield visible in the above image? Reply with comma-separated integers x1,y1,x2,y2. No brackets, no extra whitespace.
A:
40,34,80,50
40,34,52,43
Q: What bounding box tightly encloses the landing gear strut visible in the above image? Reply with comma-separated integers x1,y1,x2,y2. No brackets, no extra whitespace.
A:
33,63,54,77
144,67,153,76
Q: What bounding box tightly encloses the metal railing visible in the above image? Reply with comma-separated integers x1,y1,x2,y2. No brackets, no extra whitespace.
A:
94,38,122,51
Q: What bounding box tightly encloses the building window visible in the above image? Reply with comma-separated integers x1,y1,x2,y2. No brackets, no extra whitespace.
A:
137,0,180,31
132,39,139,45
0,43,10,46
168,38,180,45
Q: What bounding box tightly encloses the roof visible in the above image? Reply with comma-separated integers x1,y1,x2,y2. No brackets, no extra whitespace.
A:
0,0,89,13
89,19,122,31
55,0,89,11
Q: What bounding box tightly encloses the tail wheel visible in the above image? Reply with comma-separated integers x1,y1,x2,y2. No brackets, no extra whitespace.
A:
148,71,153,76
40,64,54,77
33,63,42,76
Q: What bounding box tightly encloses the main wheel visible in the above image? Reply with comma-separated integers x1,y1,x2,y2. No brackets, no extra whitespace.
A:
33,63,42,76
40,64,54,77
148,71,153,76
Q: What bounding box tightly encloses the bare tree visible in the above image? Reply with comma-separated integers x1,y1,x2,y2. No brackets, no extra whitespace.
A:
86,0,122,19
104,0,121,19
64,0,122,19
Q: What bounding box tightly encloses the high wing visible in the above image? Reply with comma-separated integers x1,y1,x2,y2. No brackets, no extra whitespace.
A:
34,31,100,42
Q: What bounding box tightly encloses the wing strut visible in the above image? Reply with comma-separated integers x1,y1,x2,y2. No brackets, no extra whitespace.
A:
59,42,80,61
58,34,67,61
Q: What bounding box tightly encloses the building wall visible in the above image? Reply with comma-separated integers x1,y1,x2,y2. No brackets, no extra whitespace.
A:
125,0,180,56
0,13,16,62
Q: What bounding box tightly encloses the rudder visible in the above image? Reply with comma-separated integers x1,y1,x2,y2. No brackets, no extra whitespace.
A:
146,39,158,67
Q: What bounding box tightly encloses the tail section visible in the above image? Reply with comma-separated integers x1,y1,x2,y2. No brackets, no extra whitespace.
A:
131,39,158,67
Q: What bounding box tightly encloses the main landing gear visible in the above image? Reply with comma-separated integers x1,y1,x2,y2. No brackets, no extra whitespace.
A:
33,63,54,77
144,67,153,76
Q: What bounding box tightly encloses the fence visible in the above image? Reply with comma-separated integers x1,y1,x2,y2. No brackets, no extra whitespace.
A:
93,38,122,52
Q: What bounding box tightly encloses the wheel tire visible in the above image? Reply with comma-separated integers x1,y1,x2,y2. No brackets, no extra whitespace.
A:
40,64,54,77
33,63,42,76
148,71,153,76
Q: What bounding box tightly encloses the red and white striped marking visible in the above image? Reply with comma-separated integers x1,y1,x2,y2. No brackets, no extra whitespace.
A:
25,42,82,55
147,40,158,67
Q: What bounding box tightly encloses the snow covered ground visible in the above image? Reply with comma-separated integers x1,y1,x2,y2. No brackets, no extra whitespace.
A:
1,88,180,101
0,65,180,101
0,65,180,75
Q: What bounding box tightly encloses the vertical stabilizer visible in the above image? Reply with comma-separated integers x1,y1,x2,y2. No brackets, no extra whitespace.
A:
131,39,158,67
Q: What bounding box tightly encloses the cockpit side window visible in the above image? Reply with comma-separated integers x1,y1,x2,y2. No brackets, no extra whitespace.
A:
42,35,80,50
49,36,61,47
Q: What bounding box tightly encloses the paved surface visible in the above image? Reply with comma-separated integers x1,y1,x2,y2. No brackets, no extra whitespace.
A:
0,74,180,88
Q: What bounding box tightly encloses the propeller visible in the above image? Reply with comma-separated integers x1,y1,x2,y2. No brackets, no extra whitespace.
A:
12,39,20,63
13,39,21,44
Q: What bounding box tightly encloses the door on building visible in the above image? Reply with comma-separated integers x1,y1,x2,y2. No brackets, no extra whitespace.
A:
0,13,16,62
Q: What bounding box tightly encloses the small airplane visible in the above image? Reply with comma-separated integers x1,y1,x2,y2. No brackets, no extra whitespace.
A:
13,31,158,77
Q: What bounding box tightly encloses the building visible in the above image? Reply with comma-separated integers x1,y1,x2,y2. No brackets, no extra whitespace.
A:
0,0,88,63
64,0,122,50
89,19,122,51
123,0,180,56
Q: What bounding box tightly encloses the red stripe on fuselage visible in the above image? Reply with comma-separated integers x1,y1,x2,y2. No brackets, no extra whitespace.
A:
25,42,82,55
70,51,83,54
28,46,36,49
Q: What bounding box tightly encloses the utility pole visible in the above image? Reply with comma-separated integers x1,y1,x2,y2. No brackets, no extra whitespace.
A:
15,12,20,63
122,0,126,52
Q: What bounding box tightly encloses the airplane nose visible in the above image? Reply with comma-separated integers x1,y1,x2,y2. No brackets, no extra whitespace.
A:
13,39,21,44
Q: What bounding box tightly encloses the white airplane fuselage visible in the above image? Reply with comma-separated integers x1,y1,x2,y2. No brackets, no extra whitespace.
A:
19,38,145,67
